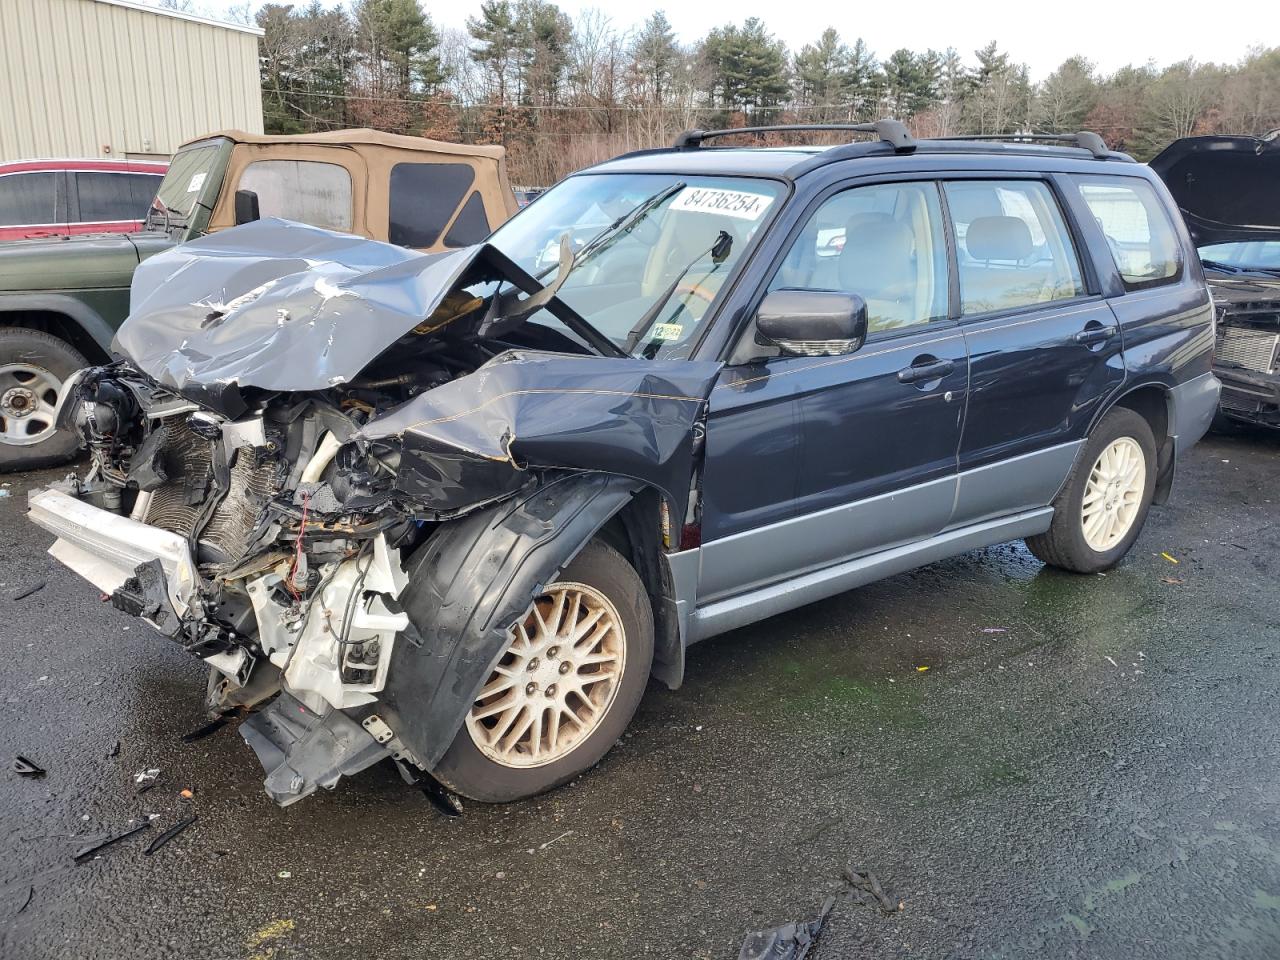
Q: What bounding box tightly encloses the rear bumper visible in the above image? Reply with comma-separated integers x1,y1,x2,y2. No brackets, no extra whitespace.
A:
1169,371,1222,453
26,485,198,617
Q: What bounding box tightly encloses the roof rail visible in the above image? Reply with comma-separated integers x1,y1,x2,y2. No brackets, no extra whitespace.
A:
673,119,917,154
930,131,1111,159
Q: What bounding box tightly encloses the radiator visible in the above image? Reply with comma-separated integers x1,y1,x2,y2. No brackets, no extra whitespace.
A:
140,417,278,565
1215,327,1279,374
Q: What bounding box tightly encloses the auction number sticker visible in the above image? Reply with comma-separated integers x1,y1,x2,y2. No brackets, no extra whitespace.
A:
186,172,207,194
670,187,773,221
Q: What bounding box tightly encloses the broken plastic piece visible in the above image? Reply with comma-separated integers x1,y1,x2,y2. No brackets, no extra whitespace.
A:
179,788,195,800
144,814,198,855
107,740,120,759
134,768,161,794
73,819,152,863
12,756,45,777
738,896,834,960
8,580,45,601
1161,552,1179,564
180,714,231,743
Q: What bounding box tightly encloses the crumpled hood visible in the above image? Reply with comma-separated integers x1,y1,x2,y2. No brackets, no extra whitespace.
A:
117,219,486,408
1150,134,1280,247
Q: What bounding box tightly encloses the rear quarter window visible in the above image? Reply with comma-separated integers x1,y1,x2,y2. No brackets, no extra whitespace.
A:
1074,176,1181,289
388,163,476,248
0,171,58,226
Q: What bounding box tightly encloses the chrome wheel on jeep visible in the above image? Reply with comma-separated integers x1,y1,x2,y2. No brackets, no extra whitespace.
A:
0,362,62,446
0,328,86,473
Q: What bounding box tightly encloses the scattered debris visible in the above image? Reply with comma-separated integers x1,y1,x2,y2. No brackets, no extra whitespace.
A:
738,896,834,960
106,740,120,759
1105,656,1119,668
842,867,902,915
179,788,195,800
1161,576,1184,585
13,884,33,915
916,666,930,673
144,814,198,855
0,489,10,499
180,714,232,743
73,819,153,863
421,779,464,818
13,756,45,777
133,768,161,794
7,580,45,602
981,627,1007,634
539,830,573,850
1161,552,1180,564
277,871,292,879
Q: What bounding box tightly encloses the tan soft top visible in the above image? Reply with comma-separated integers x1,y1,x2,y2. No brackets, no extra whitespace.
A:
186,128,507,160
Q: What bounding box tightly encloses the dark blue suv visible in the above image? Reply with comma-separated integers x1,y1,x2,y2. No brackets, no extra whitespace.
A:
31,121,1219,805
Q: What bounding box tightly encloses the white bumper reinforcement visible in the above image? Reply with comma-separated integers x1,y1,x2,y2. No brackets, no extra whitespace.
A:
27,487,199,617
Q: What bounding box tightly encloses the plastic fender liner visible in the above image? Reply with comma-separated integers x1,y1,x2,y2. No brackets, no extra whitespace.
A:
377,471,642,770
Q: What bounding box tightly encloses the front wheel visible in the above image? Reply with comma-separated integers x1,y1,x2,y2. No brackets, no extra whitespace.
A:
0,328,86,472
1026,407,1157,573
431,539,654,803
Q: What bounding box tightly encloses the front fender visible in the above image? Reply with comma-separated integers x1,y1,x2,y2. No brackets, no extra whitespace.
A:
377,471,642,770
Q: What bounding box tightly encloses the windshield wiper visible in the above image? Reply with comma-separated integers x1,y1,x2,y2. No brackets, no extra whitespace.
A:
532,181,687,284
624,231,733,354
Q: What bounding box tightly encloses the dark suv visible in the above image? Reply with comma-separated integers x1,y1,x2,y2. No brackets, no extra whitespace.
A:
29,121,1219,807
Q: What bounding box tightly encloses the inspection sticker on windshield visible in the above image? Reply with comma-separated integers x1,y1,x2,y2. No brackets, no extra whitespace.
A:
186,172,207,194
652,322,684,341
670,187,773,221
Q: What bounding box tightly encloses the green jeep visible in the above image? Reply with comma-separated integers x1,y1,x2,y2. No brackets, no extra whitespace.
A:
0,129,517,471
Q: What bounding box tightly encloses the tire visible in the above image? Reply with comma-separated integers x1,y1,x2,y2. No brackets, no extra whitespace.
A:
0,327,86,472
1025,406,1157,574
432,539,654,803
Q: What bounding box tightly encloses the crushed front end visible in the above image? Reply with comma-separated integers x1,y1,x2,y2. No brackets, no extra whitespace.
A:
1209,276,1280,427
26,219,719,806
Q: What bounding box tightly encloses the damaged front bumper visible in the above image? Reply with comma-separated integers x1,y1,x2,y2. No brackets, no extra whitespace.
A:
28,481,418,805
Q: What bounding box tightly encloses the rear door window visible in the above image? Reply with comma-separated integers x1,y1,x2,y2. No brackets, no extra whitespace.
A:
1074,176,1181,288
944,180,1086,316
0,172,59,226
388,163,476,248
239,160,353,231
76,172,155,222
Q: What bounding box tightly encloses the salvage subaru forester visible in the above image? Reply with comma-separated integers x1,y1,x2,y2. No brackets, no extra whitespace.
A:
28,121,1219,806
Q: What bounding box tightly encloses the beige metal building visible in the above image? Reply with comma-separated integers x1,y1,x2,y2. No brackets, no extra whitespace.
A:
0,0,263,162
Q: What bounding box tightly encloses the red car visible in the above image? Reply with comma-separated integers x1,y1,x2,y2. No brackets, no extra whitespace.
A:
0,158,167,241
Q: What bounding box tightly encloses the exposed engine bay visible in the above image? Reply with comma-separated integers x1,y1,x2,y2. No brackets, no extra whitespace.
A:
28,219,720,805
1207,273,1280,426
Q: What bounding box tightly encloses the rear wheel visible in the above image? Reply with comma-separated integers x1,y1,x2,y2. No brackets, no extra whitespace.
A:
0,328,85,472
432,539,654,803
1026,407,1157,573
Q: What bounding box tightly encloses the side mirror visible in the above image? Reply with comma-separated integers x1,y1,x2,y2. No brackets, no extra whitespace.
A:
233,189,260,226
755,290,868,357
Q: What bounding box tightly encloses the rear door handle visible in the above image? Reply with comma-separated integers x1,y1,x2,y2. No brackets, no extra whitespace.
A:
1074,323,1118,345
897,358,955,384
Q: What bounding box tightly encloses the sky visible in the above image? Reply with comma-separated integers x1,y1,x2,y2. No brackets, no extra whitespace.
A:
433,0,1271,81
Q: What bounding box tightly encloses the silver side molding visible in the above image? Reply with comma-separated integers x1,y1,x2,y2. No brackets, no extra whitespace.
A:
687,507,1054,644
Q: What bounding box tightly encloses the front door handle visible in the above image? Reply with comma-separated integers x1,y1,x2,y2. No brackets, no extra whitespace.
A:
1074,323,1118,345
897,357,955,384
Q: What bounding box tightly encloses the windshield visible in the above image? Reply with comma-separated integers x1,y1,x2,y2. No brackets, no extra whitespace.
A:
1200,241,1280,272
486,173,784,358
147,142,224,230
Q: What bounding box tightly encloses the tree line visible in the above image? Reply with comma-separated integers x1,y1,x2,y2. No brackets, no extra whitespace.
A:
250,0,1280,185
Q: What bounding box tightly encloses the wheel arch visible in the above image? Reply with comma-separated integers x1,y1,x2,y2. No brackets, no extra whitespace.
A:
378,471,673,773
1098,380,1176,505
0,294,116,363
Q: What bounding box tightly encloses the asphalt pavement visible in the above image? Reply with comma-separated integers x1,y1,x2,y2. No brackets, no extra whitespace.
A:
1,426,1278,960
